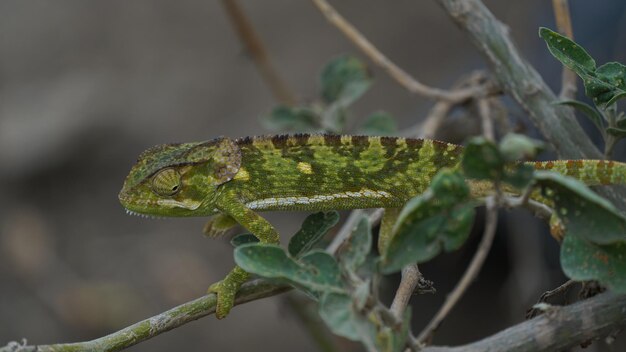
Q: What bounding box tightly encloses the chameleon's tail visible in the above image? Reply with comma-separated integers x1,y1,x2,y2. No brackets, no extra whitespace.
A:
529,160,626,186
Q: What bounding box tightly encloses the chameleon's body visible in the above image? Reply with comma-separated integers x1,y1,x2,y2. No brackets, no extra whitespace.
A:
118,134,626,318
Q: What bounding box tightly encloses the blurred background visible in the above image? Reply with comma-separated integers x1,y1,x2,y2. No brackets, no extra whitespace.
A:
1,0,625,351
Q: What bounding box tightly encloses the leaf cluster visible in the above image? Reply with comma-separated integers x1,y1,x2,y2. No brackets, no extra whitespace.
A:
540,27,626,155
263,55,397,135
236,49,626,349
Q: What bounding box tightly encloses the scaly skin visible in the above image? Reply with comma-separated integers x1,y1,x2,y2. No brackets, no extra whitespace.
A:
118,134,626,318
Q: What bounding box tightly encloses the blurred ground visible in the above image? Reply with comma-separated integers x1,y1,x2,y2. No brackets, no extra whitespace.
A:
1,1,625,351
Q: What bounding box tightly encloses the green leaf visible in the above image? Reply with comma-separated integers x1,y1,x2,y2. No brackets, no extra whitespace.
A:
319,292,411,351
540,28,626,108
234,244,344,293
561,235,626,293
337,216,372,273
462,136,535,188
288,211,340,257
556,100,605,134
462,137,504,180
539,27,596,75
358,111,397,136
595,62,626,106
320,55,372,106
263,105,319,132
535,172,626,245
381,170,475,274
498,135,541,188
499,133,544,162
230,233,259,247
503,164,535,189
318,292,377,348
429,168,471,205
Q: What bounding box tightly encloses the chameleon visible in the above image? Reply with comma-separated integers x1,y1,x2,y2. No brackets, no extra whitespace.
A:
118,134,626,318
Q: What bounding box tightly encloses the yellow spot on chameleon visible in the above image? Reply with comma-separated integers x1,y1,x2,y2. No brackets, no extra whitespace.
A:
234,168,250,181
297,162,313,174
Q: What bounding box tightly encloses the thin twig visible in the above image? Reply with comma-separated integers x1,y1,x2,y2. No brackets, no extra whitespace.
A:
478,98,495,141
417,196,499,344
310,0,490,102
2,280,289,352
222,0,297,105
551,0,577,100
526,280,577,319
403,71,497,139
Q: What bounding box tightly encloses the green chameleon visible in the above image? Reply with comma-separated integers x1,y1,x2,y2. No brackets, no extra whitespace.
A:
118,134,626,318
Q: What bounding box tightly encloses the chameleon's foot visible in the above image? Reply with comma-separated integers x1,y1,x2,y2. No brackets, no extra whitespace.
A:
208,266,249,319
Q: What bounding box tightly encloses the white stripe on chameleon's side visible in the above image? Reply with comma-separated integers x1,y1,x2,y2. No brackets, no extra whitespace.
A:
246,189,392,209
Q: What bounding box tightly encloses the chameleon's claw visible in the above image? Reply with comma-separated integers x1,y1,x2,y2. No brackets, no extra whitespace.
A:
208,266,249,319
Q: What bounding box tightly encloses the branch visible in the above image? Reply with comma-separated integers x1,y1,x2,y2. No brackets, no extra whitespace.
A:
221,0,297,105
310,0,493,102
551,0,577,99
435,0,596,159
2,280,290,352
390,264,427,318
422,291,626,352
417,196,499,344
435,0,626,209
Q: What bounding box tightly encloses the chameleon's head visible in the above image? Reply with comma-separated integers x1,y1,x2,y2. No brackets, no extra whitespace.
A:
118,137,241,218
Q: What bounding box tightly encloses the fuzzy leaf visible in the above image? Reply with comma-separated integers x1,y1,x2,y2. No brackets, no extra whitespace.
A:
320,56,372,106
561,235,626,293
556,100,605,134
540,28,626,107
462,137,504,180
595,62,626,106
504,164,535,189
318,293,377,348
234,244,344,293
499,133,544,162
337,216,372,273
358,111,397,136
288,211,340,257
535,172,626,245
539,27,596,75
381,170,475,274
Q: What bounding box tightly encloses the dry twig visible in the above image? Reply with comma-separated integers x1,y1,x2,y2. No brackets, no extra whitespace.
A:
222,0,297,105
310,0,490,103
551,0,577,99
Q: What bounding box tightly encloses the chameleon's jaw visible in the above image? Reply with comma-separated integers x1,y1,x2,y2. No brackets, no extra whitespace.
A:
118,187,210,218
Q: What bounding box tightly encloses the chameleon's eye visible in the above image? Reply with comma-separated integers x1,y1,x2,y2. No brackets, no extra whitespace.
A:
152,168,181,196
